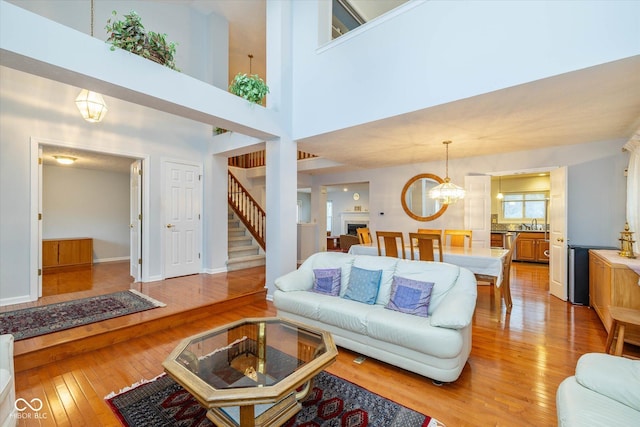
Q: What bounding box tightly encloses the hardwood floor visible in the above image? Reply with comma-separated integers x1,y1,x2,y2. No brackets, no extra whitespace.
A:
9,262,630,426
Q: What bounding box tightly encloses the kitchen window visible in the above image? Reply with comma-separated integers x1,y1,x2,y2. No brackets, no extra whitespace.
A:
500,192,548,221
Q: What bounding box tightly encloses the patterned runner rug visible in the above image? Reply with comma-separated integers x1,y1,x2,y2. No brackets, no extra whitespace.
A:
106,371,443,427
0,290,165,341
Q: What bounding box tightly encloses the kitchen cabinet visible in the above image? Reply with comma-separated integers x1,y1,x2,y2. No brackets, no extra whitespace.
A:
589,249,640,346
490,233,504,248
514,232,549,263
43,238,93,269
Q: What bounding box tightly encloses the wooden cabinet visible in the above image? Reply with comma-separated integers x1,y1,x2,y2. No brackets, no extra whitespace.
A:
514,232,549,263
43,238,93,269
490,233,504,248
589,249,640,345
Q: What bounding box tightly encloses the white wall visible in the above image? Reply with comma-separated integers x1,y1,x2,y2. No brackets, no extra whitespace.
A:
291,0,640,139
43,165,130,262
0,66,213,303
7,0,229,89
307,139,628,248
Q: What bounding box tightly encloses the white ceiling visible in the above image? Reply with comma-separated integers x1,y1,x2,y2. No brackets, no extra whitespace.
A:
41,146,135,173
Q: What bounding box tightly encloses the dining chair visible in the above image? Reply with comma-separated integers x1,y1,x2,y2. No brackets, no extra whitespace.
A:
444,229,472,248
375,231,405,259
357,228,372,244
409,232,443,262
476,234,519,313
417,228,442,239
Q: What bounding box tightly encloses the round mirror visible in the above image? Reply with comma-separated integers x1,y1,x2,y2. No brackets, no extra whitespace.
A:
401,173,448,221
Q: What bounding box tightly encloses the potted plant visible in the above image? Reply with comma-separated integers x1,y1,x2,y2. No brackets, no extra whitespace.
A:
105,10,178,71
228,73,269,104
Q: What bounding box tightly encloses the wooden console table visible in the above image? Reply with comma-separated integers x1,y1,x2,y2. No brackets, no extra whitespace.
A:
589,249,640,346
43,238,93,269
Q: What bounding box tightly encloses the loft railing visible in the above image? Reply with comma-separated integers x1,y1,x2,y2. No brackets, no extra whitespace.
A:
229,150,317,168
228,171,266,250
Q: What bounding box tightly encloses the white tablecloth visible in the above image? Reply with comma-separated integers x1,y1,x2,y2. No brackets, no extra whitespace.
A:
348,244,509,287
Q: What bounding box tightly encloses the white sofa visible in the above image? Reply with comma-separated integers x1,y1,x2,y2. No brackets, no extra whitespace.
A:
273,252,477,383
1,334,16,427
556,353,640,426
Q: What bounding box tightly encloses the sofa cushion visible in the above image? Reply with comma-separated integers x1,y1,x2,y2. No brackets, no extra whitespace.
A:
393,259,460,315
365,305,463,358
352,255,399,305
273,290,323,320
342,266,382,304
385,276,434,317
316,297,372,334
312,268,341,296
575,353,640,412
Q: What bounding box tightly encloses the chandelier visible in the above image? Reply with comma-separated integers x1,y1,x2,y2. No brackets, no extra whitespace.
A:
429,140,466,205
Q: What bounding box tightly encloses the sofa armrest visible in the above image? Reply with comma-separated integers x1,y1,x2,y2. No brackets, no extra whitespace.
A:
274,267,314,292
430,268,477,329
0,334,15,427
575,353,640,412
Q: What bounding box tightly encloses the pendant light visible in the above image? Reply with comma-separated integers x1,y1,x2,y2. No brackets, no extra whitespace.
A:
75,0,107,123
429,140,466,205
497,176,504,199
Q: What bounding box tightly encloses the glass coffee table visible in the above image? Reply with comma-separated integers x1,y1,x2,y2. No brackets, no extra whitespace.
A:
162,317,337,427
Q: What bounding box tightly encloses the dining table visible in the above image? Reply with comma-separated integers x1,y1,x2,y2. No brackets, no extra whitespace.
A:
348,243,509,288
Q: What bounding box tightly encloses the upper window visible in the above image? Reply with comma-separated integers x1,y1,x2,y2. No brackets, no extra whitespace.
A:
332,0,408,39
501,192,548,221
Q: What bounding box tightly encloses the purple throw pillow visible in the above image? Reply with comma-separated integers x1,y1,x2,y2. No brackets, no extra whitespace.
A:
312,268,341,296
385,276,435,317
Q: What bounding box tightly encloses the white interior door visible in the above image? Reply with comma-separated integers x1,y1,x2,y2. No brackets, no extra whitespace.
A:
464,175,491,248
38,146,43,297
549,167,568,300
129,160,142,281
164,161,202,278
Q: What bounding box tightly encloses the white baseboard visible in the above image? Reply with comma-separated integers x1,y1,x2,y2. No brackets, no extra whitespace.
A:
204,267,228,274
94,256,130,264
0,294,35,307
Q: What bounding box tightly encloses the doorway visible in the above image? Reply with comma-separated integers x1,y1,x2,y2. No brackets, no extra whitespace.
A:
489,167,567,301
31,138,148,300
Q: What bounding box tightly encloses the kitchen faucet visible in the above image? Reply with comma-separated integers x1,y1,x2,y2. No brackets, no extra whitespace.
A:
531,218,538,230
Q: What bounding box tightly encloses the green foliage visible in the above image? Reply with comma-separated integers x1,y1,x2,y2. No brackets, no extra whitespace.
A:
105,10,178,71
229,73,269,104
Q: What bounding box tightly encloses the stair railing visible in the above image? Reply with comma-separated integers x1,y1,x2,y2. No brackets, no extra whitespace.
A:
228,171,266,250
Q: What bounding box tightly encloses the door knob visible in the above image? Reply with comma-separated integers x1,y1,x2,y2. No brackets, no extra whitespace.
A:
556,237,564,242
166,224,174,229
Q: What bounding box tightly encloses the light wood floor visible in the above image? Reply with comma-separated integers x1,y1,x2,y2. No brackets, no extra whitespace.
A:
9,261,632,426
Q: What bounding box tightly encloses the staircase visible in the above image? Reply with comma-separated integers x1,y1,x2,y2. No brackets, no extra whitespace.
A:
227,209,265,271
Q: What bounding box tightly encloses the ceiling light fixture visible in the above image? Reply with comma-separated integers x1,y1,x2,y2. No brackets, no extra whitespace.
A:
75,0,107,123
497,176,504,199
54,156,77,165
429,140,466,205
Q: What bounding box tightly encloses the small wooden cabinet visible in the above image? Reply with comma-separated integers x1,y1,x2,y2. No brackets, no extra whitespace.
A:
514,232,549,263
589,249,640,345
490,233,504,248
43,238,93,269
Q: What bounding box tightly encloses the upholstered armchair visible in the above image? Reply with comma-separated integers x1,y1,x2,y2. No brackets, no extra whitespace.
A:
1,334,16,427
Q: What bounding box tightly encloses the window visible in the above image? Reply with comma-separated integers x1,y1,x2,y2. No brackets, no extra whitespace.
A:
326,201,333,232
296,200,302,223
501,192,548,221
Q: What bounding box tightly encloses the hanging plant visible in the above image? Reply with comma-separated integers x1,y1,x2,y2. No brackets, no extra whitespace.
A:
105,10,179,71
229,73,269,104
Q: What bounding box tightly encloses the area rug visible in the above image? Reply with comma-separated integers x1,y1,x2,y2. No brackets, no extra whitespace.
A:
105,371,443,427
0,289,165,341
